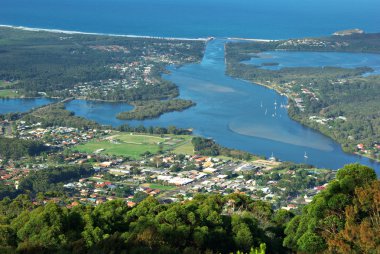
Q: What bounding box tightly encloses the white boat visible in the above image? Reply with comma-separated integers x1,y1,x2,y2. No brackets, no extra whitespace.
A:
304,152,308,159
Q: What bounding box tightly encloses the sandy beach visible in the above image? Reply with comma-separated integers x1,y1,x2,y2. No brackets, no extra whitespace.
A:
0,24,210,42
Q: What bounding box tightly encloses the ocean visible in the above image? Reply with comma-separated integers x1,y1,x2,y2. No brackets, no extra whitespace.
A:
1,0,380,39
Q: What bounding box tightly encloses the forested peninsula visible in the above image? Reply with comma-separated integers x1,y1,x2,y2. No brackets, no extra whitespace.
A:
0,27,206,118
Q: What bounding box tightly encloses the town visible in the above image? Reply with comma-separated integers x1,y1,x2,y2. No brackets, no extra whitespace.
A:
0,116,336,212
62,41,205,101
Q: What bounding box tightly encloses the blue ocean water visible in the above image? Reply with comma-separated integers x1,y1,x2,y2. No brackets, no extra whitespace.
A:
1,0,380,39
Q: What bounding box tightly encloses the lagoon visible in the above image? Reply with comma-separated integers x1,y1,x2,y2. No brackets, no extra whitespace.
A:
244,51,380,75
0,98,55,115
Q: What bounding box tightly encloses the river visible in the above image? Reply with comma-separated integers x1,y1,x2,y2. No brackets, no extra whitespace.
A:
1,0,380,173
63,39,380,173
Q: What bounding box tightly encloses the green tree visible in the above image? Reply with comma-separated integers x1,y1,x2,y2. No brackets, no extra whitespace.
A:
283,164,377,253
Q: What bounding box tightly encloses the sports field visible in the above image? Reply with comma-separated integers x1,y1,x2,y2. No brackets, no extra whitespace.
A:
74,132,193,159
148,183,177,190
0,89,19,98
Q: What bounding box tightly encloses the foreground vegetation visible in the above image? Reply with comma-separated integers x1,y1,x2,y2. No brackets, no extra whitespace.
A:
225,32,380,160
0,164,377,253
284,163,379,254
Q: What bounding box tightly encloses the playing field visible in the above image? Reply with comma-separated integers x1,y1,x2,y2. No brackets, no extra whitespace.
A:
172,140,194,155
74,132,193,159
0,89,19,98
148,183,176,190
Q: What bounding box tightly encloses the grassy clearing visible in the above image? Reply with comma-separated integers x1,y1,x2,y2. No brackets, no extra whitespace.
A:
172,140,194,155
0,89,19,98
74,141,159,159
74,132,193,159
0,81,11,88
148,183,177,190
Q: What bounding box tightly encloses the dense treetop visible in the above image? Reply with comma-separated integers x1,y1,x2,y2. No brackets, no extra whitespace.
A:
0,163,377,253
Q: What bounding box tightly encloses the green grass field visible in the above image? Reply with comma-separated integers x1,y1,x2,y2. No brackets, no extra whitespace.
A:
172,140,194,155
0,89,19,98
74,132,193,159
148,183,176,190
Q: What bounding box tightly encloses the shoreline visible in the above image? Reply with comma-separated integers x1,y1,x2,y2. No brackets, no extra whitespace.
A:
226,37,279,42
235,77,380,164
0,24,285,43
355,152,380,163
0,24,211,42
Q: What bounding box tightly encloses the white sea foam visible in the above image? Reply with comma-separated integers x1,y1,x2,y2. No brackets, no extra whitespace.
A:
0,24,210,41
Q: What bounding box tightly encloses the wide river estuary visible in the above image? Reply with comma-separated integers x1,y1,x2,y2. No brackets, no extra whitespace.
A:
1,0,380,173
61,39,379,173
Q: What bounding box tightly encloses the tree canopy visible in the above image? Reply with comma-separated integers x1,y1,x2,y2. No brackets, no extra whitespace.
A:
283,163,378,253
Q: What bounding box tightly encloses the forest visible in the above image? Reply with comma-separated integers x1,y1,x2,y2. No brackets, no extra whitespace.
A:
192,137,255,160
117,124,192,135
20,103,100,130
0,137,48,160
18,164,94,194
0,164,377,254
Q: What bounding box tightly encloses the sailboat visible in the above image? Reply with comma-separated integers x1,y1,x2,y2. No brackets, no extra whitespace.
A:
260,101,263,108
304,152,308,159
274,99,277,106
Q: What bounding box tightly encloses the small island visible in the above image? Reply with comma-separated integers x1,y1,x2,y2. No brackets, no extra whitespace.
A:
261,62,279,67
116,99,195,120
